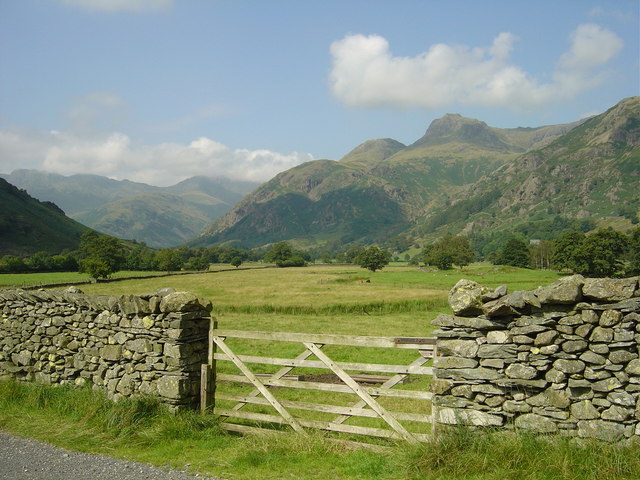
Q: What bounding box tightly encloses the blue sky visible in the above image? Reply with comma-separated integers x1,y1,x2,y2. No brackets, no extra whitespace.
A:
0,0,638,186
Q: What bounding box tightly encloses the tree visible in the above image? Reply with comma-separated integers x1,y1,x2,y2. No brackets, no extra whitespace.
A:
552,231,586,272
230,256,243,268
553,229,629,277
529,240,554,270
264,242,307,267
423,235,475,270
156,248,183,272
355,246,390,272
494,237,530,268
579,229,628,277
78,232,126,280
627,226,640,275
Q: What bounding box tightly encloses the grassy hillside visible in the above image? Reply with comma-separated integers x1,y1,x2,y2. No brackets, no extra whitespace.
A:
0,178,90,256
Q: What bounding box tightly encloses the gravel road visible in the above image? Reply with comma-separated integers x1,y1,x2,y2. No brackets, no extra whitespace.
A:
0,431,223,480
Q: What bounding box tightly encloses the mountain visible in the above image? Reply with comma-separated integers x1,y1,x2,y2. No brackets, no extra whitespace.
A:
192,97,638,250
0,178,90,256
0,171,258,248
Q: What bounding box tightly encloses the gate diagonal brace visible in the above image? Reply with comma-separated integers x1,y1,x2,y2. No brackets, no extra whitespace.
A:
331,354,429,426
303,342,419,445
213,336,306,434
227,344,320,413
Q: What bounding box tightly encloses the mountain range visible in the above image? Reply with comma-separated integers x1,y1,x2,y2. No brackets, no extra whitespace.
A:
2,96,638,256
0,171,258,248
193,96,639,250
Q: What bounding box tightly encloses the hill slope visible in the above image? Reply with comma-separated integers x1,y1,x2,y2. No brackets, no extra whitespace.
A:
193,97,638,250
0,178,90,256
0,171,258,247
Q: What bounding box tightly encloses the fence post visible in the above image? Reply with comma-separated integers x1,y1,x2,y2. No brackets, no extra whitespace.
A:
200,318,218,412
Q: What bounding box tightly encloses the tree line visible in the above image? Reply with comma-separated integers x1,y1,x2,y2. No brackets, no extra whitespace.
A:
2,226,639,279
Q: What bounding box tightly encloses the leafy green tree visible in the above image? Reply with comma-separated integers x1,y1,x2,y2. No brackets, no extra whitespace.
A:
553,229,629,277
494,237,530,268
230,256,243,268
156,248,184,272
423,235,475,270
184,256,210,271
77,232,126,280
355,246,391,272
264,241,307,267
0,255,28,273
552,231,586,272
579,229,629,277
627,226,640,275
264,241,293,265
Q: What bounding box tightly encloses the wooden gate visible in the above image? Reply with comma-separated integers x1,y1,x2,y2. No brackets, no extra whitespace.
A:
201,321,436,444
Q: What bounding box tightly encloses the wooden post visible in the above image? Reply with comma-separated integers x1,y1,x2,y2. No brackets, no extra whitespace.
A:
200,318,217,412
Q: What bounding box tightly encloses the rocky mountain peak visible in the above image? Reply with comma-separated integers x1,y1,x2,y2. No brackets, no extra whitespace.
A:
410,113,513,151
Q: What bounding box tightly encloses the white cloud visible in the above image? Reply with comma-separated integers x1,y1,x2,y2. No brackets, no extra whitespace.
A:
329,24,623,110
59,0,173,13
0,129,313,186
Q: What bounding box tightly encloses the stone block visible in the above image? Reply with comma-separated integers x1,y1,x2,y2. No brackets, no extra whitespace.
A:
577,420,626,442
157,375,190,400
583,278,637,302
554,359,586,374
100,345,123,361
477,343,517,359
437,339,478,358
570,400,599,420
436,407,503,426
505,364,538,380
447,279,491,316
434,356,478,369
515,413,558,433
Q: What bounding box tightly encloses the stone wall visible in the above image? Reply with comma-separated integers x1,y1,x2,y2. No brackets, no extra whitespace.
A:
0,287,212,409
432,275,640,442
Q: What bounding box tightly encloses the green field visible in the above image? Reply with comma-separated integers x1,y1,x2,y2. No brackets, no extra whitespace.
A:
3,263,636,479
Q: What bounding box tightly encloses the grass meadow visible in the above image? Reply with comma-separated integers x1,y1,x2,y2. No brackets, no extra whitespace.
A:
1,263,638,479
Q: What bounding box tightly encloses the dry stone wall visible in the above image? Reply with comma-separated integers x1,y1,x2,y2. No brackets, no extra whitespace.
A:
432,275,640,442
0,287,212,409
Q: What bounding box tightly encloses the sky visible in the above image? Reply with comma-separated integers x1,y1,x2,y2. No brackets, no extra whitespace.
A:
0,0,638,186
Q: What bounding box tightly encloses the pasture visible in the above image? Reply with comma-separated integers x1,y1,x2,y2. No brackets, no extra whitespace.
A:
2,263,637,479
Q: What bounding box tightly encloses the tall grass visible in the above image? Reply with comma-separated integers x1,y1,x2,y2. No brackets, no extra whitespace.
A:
1,381,637,480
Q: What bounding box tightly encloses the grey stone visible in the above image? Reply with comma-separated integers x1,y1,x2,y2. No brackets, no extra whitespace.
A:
436,407,503,426
505,363,538,380
609,350,637,364
156,375,189,399
578,420,626,442
437,367,501,381
515,413,558,433
570,400,600,420
438,339,479,358
448,279,491,316
100,345,123,361
545,369,566,383
535,330,559,346
554,359,586,374
599,310,623,327
583,277,637,302
430,378,453,395
503,400,532,413
477,343,517,359
434,356,479,369
574,324,594,338
527,389,571,409
579,350,607,365
432,314,504,330
592,377,624,392
562,340,588,353
159,292,212,313
486,330,511,344
535,275,584,305
607,391,636,407
590,326,614,343
602,405,633,422
625,359,640,375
